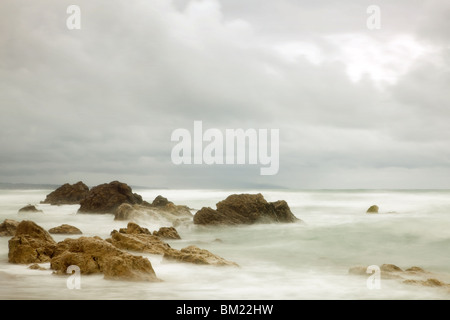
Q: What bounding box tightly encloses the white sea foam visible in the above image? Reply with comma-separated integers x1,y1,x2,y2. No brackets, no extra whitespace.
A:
0,189,449,299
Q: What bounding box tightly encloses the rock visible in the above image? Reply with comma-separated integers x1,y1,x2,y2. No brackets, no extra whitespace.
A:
193,193,299,225
8,221,56,264
348,265,368,276
113,201,193,223
119,222,151,235
78,181,143,214
152,195,171,207
366,205,379,214
29,263,46,270
163,245,238,266
380,264,403,273
48,224,82,235
18,205,43,214
41,181,89,205
153,227,181,240
403,278,447,287
405,266,425,273
0,219,20,237
50,236,159,281
108,230,171,255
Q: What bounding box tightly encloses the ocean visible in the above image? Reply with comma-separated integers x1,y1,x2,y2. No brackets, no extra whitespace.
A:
0,188,449,300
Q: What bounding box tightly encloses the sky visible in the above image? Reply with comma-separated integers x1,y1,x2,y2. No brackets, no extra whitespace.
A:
0,0,449,189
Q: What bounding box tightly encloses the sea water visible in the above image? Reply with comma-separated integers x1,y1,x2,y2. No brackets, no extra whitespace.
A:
0,189,449,300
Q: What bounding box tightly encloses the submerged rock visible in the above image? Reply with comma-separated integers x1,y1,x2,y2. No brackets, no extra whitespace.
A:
163,245,238,266
0,219,20,237
366,205,379,214
41,181,89,205
29,263,47,270
78,181,143,214
8,220,56,264
193,193,299,225
18,205,43,214
153,227,181,240
48,224,82,235
50,236,159,281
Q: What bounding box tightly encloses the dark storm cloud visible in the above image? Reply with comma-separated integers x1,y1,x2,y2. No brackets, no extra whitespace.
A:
0,0,449,188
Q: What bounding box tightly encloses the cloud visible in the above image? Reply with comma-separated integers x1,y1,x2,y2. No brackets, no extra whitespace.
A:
0,0,449,188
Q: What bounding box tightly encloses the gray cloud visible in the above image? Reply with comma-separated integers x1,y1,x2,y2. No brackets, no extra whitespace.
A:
0,0,449,188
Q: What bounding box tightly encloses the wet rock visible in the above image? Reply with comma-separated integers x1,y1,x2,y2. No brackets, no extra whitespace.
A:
0,219,20,237
50,236,159,281
193,193,299,225
153,227,181,240
108,230,171,255
48,224,82,235
29,263,46,270
18,205,43,214
163,245,238,266
41,182,89,205
152,195,171,207
119,222,151,235
8,221,56,264
78,181,143,214
366,205,379,214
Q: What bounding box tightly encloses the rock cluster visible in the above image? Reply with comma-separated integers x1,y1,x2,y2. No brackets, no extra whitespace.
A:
193,193,299,225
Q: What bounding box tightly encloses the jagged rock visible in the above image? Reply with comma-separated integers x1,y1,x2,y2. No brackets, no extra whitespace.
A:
153,227,181,240
78,181,143,214
0,219,20,237
50,236,159,281
108,230,171,255
193,193,299,225
41,182,89,205
119,222,151,235
163,245,238,266
48,224,82,235
8,220,56,264
366,205,379,214
152,195,171,207
18,205,43,214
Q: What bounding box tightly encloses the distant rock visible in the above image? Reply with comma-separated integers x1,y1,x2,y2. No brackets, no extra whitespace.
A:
366,205,379,214
8,220,56,264
404,278,448,288
78,181,143,214
18,205,43,214
0,219,20,237
193,193,299,225
153,227,181,240
50,236,159,281
163,245,238,266
380,264,403,273
29,263,46,270
48,224,82,235
41,181,89,205
113,196,193,224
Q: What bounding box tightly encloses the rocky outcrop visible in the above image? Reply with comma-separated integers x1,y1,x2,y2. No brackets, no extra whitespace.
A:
18,205,43,214
0,219,20,237
50,236,159,281
118,222,151,235
78,181,143,214
193,193,299,225
48,224,82,235
153,227,181,240
163,246,238,266
8,220,56,264
366,205,379,214
41,182,89,205
113,196,193,224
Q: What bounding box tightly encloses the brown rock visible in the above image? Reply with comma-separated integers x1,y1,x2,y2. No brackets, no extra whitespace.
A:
41,182,89,205
108,230,171,255
163,245,238,266
29,263,46,270
380,264,403,272
48,224,82,235
153,227,181,240
403,278,447,287
0,219,20,237
50,236,158,281
8,220,56,264
348,265,368,276
78,181,143,214
405,266,426,273
366,205,379,214
18,205,43,214
113,201,193,223
119,222,151,235
193,193,299,225
152,195,172,207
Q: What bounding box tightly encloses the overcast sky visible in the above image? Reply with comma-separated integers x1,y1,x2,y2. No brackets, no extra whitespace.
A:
1,0,449,189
